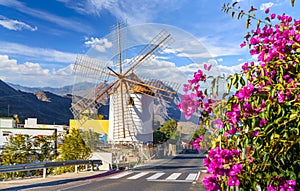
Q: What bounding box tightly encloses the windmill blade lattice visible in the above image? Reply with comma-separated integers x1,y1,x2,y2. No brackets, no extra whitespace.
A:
110,22,127,69
70,80,117,123
124,30,174,75
73,54,112,81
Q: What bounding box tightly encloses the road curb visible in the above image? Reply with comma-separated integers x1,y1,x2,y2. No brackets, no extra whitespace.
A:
0,170,122,190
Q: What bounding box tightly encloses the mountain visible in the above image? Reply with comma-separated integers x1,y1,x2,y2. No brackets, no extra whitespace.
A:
2,80,199,127
0,80,72,125
7,82,96,96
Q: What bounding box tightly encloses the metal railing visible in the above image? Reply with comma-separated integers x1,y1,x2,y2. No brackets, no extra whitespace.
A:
0,160,102,178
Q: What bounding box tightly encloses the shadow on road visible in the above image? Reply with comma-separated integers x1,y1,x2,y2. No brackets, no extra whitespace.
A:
174,156,206,160
0,170,121,191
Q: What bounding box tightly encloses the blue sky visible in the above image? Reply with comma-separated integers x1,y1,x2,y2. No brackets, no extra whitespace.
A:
0,0,299,88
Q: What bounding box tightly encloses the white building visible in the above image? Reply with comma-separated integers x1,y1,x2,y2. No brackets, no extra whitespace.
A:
0,118,67,150
108,84,154,143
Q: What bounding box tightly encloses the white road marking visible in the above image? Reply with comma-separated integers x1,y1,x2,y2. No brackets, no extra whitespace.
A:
57,180,91,191
185,173,197,181
166,173,181,180
127,172,150,179
108,171,133,179
146,172,165,180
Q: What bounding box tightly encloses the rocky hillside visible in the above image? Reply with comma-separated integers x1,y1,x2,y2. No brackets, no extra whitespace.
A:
0,80,72,125
7,82,96,96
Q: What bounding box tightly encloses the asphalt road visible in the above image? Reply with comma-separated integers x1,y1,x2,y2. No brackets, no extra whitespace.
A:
2,152,206,191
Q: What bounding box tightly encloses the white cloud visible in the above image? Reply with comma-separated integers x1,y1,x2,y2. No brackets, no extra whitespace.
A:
198,36,245,58
238,58,244,62
0,55,49,75
0,54,74,87
84,37,112,52
260,2,274,10
217,63,243,76
129,57,186,86
0,41,76,63
0,0,92,33
59,0,184,24
217,58,223,62
0,15,37,31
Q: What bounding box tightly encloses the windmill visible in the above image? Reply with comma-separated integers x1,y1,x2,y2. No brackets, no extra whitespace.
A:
70,23,180,143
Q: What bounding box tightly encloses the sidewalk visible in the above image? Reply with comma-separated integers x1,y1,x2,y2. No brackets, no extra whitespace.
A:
0,170,118,190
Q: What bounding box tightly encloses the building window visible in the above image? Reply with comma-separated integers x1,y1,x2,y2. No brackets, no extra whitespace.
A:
128,97,134,106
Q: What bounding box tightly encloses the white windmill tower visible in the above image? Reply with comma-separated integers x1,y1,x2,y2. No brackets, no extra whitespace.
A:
70,23,179,144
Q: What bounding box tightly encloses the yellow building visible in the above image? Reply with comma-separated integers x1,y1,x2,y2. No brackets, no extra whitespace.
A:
69,119,109,134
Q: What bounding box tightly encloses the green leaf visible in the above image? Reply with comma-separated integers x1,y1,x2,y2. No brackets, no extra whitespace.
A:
257,19,261,28
233,73,239,88
231,11,235,18
238,12,242,20
232,2,238,7
204,88,208,97
277,103,282,115
240,76,245,86
251,117,256,128
246,19,250,29
291,0,295,7
265,17,271,22
290,113,298,120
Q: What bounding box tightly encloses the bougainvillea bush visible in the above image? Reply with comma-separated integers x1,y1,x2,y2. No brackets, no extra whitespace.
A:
178,9,300,191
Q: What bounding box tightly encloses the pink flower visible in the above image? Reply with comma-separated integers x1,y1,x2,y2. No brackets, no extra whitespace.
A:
277,91,285,103
204,102,212,113
267,185,277,191
228,176,240,186
213,118,224,129
183,84,191,93
228,127,237,135
242,62,249,72
265,8,270,14
193,69,205,82
270,13,276,19
229,164,243,176
250,37,260,45
259,119,268,127
251,130,260,137
236,83,254,99
177,94,197,120
204,63,212,71
240,41,246,48
203,175,220,191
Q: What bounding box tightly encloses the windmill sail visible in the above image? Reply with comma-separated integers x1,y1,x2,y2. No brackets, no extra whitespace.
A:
70,23,178,142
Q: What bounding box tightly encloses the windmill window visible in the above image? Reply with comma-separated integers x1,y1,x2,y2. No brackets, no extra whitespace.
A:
128,97,134,106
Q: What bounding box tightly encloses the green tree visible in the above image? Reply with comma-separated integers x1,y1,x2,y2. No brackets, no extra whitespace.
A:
33,135,57,162
1,134,34,165
80,130,100,152
0,134,36,179
153,130,167,145
53,129,92,175
58,128,91,160
160,119,178,139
